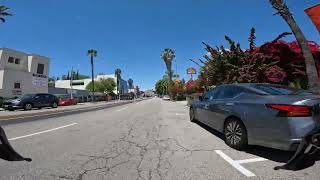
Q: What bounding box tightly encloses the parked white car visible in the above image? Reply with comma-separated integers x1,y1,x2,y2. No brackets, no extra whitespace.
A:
162,95,170,100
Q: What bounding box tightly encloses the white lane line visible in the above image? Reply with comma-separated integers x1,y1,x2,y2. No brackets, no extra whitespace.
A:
8,123,78,141
215,150,256,177
175,113,185,116
116,107,127,112
236,158,267,164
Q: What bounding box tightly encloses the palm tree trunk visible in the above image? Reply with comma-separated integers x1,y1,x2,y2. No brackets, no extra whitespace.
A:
282,14,320,92
91,56,95,102
270,0,320,92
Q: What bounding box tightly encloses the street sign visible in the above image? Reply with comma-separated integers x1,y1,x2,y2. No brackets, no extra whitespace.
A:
187,67,196,74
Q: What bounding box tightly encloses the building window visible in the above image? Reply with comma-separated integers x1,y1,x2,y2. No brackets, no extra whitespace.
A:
37,63,44,74
72,82,85,86
8,57,14,63
15,58,21,64
14,82,20,89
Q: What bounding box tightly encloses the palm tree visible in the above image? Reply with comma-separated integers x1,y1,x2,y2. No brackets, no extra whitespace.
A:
128,78,134,89
0,5,12,23
87,49,97,102
269,0,320,92
115,68,122,99
161,48,175,82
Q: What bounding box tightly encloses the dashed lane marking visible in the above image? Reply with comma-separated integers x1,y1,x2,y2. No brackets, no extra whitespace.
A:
116,107,127,112
8,123,78,141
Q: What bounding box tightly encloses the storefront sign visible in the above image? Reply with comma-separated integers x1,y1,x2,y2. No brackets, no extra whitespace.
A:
32,73,47,79
32,77,47,87
187,67,196,74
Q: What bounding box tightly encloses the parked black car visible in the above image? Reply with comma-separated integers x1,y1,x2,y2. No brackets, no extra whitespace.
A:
3,93,59,111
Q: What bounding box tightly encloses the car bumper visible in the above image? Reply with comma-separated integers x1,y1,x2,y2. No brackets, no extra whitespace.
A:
3,104,23,110
260,117,314,151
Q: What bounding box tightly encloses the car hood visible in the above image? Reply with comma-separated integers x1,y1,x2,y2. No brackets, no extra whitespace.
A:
4,99,21,104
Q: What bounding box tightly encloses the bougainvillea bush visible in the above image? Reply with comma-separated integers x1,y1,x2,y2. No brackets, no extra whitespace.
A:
195,28,320,90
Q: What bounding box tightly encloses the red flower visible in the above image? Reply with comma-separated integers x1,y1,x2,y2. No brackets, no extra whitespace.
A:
265,66,287,83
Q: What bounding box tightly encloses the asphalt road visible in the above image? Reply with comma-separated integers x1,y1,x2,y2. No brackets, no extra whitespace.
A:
0,98,319,180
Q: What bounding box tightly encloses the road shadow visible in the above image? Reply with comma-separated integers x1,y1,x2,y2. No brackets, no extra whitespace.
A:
193,120,294,163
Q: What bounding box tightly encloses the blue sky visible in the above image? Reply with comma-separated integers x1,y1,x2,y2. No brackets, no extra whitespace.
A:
0,0,319,90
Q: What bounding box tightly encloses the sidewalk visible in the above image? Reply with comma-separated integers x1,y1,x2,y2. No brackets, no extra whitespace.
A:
0,100,132,119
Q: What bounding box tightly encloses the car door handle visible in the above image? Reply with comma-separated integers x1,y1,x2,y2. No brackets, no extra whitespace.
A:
225,102,234,106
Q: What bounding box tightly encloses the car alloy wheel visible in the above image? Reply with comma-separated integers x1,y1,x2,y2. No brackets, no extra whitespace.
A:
24,103,33,111
224,118,247,150
52,102,58,108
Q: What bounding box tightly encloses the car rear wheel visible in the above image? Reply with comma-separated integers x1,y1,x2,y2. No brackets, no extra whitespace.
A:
189,107,197,122
52,102,58,108
224,118,248,150
24,103,33,111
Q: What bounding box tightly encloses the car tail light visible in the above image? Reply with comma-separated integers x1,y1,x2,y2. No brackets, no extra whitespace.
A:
266,104,312,117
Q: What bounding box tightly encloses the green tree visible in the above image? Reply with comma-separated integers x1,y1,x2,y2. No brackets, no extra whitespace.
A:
155,79,168,95
87,49,97,101
0,5,12,23
269,0,320,92
76,70,79,80
99,78,116,94
78,74,90,80
128,78,134,89
85,81,101,92
115,68,122,96
66,71,70,80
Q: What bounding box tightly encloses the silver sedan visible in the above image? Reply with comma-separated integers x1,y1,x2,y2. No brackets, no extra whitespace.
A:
189,83,320,151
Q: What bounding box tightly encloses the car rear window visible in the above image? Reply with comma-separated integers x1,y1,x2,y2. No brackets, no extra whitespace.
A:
251,84,313,95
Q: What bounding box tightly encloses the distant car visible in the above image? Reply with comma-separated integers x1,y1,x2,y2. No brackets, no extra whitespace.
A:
3,93,59,111
190,83,319,151
0,96,4,108
59,98,77,106
162,95,170,100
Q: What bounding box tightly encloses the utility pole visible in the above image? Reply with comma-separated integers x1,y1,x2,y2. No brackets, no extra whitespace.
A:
70,66,74,99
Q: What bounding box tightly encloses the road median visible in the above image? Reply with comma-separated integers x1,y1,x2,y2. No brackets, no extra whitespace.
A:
0,100,139,125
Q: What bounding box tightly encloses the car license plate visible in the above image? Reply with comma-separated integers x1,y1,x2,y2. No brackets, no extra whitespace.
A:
3,105,8,108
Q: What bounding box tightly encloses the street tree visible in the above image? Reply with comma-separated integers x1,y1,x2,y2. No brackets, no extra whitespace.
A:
269,0,320,92
85,81,101,92
115,68,122,96
161,48,175,82
0,5,12,23
128,78,134,89
87,49,97,101
155,79,168,95
99,78,116,95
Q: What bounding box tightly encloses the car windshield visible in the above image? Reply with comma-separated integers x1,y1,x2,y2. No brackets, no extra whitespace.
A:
251,84,313,95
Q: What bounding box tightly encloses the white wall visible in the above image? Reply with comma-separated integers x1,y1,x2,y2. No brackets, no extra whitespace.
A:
0,49,49,98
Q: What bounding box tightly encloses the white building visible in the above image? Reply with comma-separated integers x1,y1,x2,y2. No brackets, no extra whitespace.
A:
0,48,50,98
55,74,129,94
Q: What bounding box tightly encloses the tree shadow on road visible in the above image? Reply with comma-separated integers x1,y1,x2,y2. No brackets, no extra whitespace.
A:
193,121,294,163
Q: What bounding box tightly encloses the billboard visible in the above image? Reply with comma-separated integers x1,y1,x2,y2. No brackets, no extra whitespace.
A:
186,68,196,74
